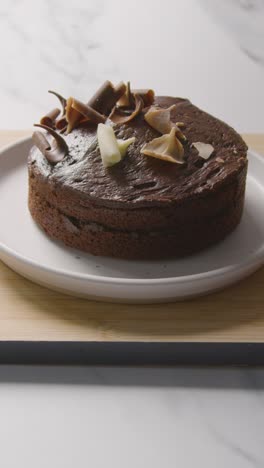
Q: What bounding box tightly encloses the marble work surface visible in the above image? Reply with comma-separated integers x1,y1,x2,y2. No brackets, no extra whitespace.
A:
0,365,263,467
201,0,264,66
0,2,263,464
0,0,263,131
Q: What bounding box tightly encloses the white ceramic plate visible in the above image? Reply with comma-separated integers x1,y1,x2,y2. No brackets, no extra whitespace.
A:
0,137,263,303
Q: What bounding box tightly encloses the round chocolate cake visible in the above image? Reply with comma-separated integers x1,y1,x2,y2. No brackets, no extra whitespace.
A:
28,83,248,259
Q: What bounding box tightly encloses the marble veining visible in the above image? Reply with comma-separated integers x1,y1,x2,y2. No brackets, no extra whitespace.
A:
0,0,263,131
0,366,264,467
0,0,120,126
201,0,264,65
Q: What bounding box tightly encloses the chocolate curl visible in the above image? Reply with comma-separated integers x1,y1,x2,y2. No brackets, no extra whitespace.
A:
65,97,83,134
114,81,127,101
65,97,100,134
117,85,154,108
40,107,60,128
88,80,126,115
32,131,50,154
48,90,67,114
132,88,155,107
33,123,68,164
72,98,106,124
65,82,126,133
49,90,68,131
117,82,133,108
109,94,144,125
88,80,113,112
55,115,67,131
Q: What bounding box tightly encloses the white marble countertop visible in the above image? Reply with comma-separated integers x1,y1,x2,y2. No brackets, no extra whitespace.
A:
0,1,263,464
0,0,263,132
0,365,263,467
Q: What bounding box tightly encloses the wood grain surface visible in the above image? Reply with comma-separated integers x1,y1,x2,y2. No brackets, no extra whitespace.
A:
0,131,263,343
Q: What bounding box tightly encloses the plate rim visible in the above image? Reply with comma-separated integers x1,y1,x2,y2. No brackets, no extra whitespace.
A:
0,136,263,287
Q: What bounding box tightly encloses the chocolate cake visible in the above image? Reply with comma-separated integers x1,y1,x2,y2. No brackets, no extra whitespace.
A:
28,82,248,259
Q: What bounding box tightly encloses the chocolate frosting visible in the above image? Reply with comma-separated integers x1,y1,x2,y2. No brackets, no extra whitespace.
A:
29,97,247,208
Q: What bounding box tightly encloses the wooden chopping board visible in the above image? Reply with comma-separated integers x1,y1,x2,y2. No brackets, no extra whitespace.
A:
0,131,263,364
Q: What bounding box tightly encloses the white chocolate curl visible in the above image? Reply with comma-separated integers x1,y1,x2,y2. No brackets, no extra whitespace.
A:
192,142,214,160
97,124,135,167
117,137,136,158
144,105,176,134
144,105,185,141
141,127,184,164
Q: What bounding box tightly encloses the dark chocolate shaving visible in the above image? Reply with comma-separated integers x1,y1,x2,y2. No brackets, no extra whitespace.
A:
39,81,149,134
64,81,127,133
88,80,126,115
33,124,68,164
114,81,127,102
55,115,67,131
109,94,144,125
48,90,67,114
88,80,113,112
132,88,155,107
32,131,50,155
40,108,60,128
72,98,106,124
48,90,68,131
65,96,107,134
118,85,154,108
117,82,133,108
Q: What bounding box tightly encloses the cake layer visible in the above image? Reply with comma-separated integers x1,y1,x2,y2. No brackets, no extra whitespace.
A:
29,165,247,232
29,183,246,259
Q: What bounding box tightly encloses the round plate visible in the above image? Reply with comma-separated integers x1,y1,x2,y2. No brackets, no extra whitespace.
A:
0,137,263,303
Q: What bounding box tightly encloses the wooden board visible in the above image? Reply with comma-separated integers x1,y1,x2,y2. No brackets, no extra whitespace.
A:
0,131,264,365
